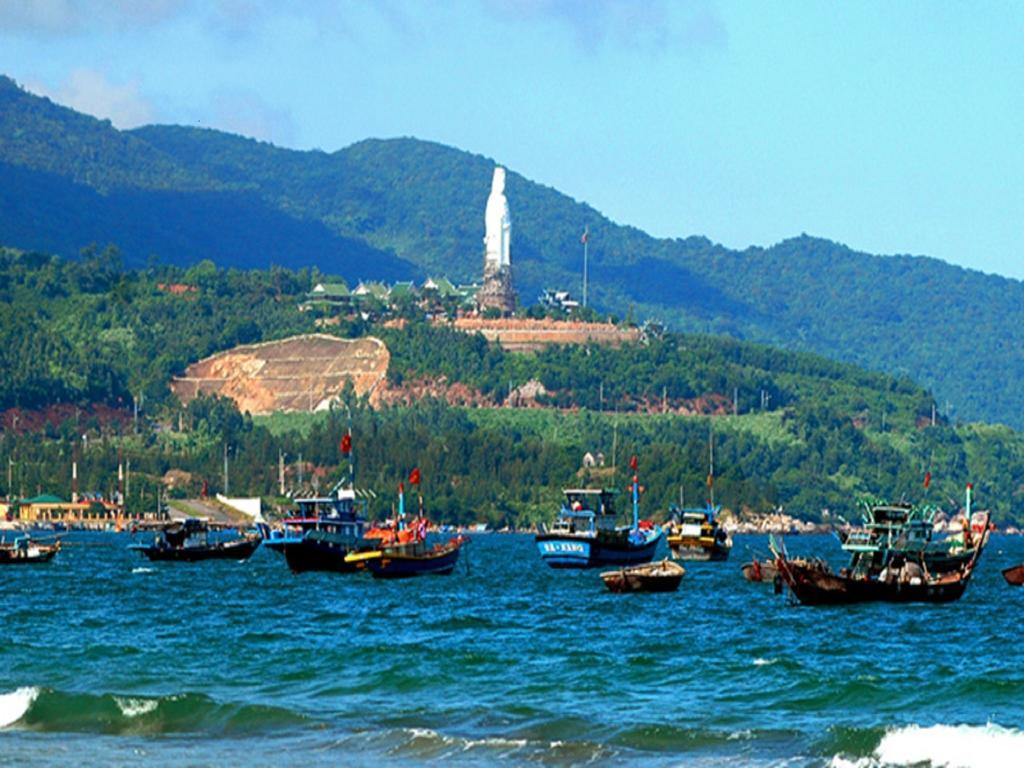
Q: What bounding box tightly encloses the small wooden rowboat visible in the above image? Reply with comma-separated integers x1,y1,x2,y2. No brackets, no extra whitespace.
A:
1002,563,1024,586
741,559,779,582
600,559,685,593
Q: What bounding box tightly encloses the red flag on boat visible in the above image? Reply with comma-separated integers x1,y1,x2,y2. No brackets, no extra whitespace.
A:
399,481,404,494
409,467,421,486
629,455,638,471
340,433,352,455
923,471,931,488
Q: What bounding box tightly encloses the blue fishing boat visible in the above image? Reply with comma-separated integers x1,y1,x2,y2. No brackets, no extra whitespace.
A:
535,463,662,569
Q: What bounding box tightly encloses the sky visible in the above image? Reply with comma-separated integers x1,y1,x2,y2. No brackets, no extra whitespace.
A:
1,1,1021,278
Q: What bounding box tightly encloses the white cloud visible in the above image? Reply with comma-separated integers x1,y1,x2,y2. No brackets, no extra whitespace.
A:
25,68,156,128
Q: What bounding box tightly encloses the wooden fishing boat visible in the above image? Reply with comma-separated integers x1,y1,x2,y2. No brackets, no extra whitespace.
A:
601,559,685,593
0,535,60,564
1002,564,1024,586
129,518,261,562
773,554,975,605
348,536,464,579
770,485,989,605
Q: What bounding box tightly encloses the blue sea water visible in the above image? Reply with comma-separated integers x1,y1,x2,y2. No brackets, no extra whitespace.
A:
2,532,1023,767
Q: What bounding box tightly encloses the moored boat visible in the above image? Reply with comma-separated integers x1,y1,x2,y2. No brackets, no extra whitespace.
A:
129,518,261,562
771,484,989,606
0,535,61,564
1002,564,1024,586
535,459,662,569
348,536,465,579
601,559,685,593
772,553,976,605
741,558,779,582
666,505,732,561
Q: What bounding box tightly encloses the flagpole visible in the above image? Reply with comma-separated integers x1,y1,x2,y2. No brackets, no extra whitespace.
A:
582,227,589,307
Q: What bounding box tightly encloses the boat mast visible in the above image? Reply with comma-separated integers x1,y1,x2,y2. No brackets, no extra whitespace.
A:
708,422,715,508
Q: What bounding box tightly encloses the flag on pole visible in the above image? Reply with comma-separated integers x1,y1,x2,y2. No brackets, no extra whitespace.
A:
629,455,638,471
399,481,404,494
409,467,421,486
923,471,931,488
581,229,589,244
340,433,352,455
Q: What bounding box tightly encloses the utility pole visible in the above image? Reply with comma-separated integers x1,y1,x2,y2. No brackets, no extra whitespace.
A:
279,450,286,495
223,443,229,496
733,387,738,416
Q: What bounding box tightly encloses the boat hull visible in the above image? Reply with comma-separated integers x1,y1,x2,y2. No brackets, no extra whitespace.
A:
535,531,661,569
1003,564,1024,586
668,536,732,561
132,537,260,562
364,542,462,579
777,558,973,605
0,545,59,564
601,560,685,593
282,535,367,574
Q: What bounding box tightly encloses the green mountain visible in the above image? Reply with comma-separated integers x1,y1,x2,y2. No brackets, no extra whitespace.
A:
2,74,1022,428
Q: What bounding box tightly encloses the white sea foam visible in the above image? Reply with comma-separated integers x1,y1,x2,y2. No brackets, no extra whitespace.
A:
131,567,155,574
831,723,1024,768
0,687,39,728
753,657,777,666
114,696,158,718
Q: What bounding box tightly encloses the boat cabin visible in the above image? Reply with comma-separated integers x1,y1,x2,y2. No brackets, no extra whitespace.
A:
551,489,620,534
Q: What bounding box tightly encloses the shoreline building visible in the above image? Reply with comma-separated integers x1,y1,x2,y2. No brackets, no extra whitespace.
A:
475,166,517,314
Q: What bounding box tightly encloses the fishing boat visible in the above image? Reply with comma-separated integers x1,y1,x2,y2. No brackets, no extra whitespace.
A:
273,483,373,573
665,427,732,561
0,535,60,564
838,499,985,575
535,460,662,569
344,472,465,578
347,536,465,579
601,559,685,593
771,484,989,606
129,518,261,562
1002,564,1024,586
666,505,732,561
772,551,978,605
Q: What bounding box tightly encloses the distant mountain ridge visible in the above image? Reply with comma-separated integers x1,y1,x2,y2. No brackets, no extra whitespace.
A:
1,74,1022,428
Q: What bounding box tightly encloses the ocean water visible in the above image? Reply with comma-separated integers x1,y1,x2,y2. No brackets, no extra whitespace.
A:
2,532,1023,767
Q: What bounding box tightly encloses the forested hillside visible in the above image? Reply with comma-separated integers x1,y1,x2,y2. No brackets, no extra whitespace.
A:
3,247,1024,525
2,75,1023,428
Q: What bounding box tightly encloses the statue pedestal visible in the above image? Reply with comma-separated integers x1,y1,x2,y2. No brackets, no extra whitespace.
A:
476,267,516,315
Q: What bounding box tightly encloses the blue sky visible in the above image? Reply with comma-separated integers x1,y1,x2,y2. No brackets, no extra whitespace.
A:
1,1,1021,277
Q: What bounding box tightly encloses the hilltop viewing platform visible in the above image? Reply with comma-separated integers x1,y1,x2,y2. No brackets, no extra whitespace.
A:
450,317,641,351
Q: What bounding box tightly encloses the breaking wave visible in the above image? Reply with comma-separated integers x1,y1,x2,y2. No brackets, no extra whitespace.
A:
0,687,309,735
830,722,1024,768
